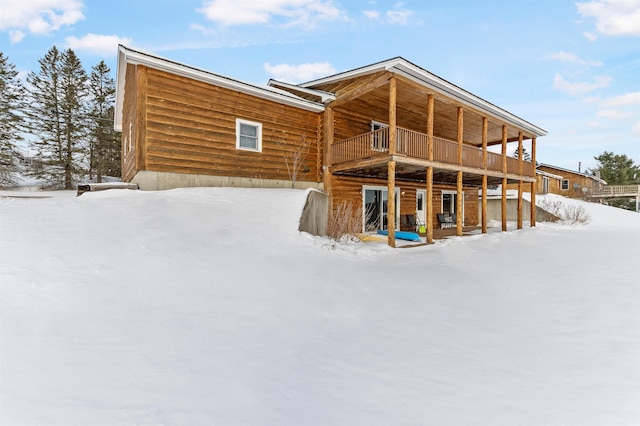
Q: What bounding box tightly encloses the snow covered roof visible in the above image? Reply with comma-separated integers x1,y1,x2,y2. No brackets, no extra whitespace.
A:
536,169,563,180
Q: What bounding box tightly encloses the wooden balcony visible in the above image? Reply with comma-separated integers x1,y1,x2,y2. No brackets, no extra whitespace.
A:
331,127,534,181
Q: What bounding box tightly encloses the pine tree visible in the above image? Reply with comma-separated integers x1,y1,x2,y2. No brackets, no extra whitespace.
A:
589,151,640,185
512,147,532,162
27,47,88,189
0,52,26,187
588,151,640,211
88,60,120,182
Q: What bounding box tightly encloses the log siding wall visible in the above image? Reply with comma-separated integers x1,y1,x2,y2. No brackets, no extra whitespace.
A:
123,65,322,184
330,175,479,229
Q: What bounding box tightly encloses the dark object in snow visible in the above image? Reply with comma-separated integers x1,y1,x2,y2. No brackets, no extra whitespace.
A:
77,182,138,196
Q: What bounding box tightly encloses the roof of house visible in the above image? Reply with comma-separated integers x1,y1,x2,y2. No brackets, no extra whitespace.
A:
537,163,607,185
114,47,547,140
536,169,563,180
299,56,548,138
114,45,326,131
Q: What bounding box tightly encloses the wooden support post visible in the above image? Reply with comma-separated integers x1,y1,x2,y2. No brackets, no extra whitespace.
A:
457,107,464,165
389,76,397,155
517,131,523,230
387,160,396,248
457,171,463,236
481,117,488,234
426,94,434,244
323,105,334,200
501,125,508,232
530,136,537,227
427,167,433,243
456,107,464,236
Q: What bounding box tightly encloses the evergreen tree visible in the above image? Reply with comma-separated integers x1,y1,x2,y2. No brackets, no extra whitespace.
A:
27,47,88,189
512,147,532,162
0,52,26,187
588,151,640,185
88,60,120,182
588,151,640,211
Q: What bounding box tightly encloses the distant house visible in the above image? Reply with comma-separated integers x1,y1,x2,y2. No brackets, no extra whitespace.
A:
114,45,547,246
536,164,606,198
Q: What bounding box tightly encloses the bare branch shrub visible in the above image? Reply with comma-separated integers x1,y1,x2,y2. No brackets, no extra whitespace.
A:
539,199,591,225
327,201,368,243
562,204,591,225
277,133,311,189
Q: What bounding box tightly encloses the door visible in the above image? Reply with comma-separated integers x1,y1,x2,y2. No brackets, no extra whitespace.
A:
363,186,400,232
416,190,426,226
371,121,389,151
442,190,464,223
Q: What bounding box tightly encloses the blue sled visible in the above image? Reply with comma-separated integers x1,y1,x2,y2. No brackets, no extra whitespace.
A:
376,230,422,242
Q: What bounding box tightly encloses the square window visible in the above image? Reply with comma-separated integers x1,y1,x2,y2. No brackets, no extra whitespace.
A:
561,179,569,190
236,119,262,152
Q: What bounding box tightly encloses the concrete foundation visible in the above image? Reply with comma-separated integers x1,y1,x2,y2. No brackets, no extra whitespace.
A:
131,171,324,192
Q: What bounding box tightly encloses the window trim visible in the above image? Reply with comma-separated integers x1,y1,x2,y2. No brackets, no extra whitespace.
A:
236,118,262,152
561,179,569,190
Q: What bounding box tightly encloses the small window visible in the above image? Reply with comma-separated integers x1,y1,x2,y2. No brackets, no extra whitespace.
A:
236,119,262,152
561,179,569,190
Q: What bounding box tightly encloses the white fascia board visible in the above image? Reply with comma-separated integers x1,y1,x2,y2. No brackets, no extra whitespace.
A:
114,46,324,131
389,61,547,138
267,79,336,103
537,163,607,185
536,170,563,180
300,57,399,88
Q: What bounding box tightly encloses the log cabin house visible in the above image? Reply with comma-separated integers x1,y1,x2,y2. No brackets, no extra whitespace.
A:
536,164,606,198
114,45,547,247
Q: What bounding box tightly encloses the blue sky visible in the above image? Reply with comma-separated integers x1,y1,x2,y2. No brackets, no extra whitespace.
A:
1,0,639,171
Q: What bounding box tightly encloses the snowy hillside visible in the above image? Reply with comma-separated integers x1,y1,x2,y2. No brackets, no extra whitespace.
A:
1,188,639,425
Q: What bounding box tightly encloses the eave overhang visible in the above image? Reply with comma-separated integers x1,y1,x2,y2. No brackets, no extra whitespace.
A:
114,45,325,132
301,57,547,139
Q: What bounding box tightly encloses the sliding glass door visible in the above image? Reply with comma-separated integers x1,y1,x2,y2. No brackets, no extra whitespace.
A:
363,186,400,232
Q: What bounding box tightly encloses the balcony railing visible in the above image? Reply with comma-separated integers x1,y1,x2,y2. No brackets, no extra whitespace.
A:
591,185,640,197
332,126,534,177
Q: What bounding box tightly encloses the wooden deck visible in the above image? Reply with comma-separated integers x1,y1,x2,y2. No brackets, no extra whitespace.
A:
331,126,535,182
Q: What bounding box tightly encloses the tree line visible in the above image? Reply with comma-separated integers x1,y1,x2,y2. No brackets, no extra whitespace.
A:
0,46,120,189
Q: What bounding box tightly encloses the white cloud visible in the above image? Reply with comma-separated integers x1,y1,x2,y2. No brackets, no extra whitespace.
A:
386,3,413,25
552,73,612,96
633,121,640,134
583,31,599,41
548,51,603,67
363,3,413,25
576,0,640,37
264,61,336,83
65,33,132,56
197,0,347,27
9,30,25,43
363,10,380,19
600,91,640,107
595,109,635,119
0,0,84,41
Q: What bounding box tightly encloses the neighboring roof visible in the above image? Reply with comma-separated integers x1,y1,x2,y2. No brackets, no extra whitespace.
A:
267,79,336,103
301,57,547,138
536,169,563,180
114,45,325,132
537,163,607,185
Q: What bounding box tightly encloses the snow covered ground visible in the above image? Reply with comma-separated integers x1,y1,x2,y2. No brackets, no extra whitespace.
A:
1,188,639,425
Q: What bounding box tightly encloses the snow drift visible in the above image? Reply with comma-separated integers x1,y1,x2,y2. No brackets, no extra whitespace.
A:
1,188,639,425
